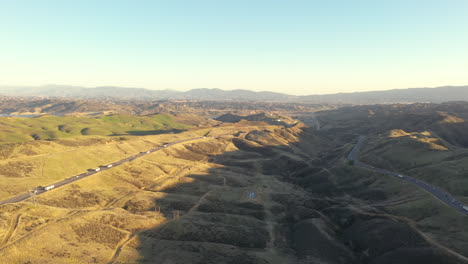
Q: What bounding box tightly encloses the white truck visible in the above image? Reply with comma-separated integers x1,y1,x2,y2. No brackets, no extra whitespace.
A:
463,206,468,212
44,185,55,191
397,174,404,178
107,164,113,168
95,168,101,172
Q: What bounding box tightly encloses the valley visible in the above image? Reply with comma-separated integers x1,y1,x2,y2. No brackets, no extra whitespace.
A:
0,104,467,263
3,1,467,263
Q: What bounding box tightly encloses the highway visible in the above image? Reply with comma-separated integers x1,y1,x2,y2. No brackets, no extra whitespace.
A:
348,136,468,215
292,113,320,131
0,135,216,205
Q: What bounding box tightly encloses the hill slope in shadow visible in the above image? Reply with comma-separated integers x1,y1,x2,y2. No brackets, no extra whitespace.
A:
0,119,467,263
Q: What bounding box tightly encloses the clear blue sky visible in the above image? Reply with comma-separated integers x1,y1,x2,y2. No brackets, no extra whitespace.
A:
1,0,467,95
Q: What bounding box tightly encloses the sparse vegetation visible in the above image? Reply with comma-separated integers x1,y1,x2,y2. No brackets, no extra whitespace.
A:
1,108,468,264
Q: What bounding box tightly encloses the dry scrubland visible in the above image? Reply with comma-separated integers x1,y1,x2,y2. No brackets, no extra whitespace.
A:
0,128,214,200
316,103,468,201
0,120,305,263
1,108,468,263
360,130,468,199
309,104,468,263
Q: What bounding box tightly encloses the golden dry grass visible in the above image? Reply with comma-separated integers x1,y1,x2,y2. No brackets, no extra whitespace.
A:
0,124,301,263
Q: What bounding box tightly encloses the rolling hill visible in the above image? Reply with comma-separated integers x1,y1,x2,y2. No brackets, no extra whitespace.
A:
0,114,193,143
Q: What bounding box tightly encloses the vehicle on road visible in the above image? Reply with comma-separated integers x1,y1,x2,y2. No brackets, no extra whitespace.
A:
37,185,55,191
0,135,219,206
349,135,468,215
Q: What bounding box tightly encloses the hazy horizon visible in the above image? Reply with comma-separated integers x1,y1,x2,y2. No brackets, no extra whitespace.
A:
1,1,467,95
2,83,468,96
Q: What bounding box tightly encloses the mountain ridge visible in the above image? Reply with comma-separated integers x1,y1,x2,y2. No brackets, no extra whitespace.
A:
1,84,467,104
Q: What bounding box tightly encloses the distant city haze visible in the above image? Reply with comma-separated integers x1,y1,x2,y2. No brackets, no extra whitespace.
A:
1,1,467,95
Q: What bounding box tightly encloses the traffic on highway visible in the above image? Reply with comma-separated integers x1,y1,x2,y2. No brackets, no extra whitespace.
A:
348,136,468,215
0,135,212,205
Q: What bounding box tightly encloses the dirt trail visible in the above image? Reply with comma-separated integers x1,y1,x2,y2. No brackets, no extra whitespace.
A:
105,191,135,208
187,188,217,215
0,210,82,252
2,192,144,256
1,189,137,253
0,214,21,246
107,230,137,264
262,187,277,253
255,173,297,264
108,182,217,263
1,125,300,262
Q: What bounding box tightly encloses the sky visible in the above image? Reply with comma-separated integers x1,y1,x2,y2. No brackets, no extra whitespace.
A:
1,0,467,95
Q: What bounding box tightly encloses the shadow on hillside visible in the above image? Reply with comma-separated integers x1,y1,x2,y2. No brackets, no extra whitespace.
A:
315,106,468,148
215,113,290,127
112,129,185,137
113,125,466,264
110,126,313,263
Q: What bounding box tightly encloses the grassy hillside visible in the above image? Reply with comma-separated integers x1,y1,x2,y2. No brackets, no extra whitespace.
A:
0,124,295,263
0,114,192,143
0,116,467,264
315,103,468,198
359,129,468,198
0,128,217,200
316,103,468,146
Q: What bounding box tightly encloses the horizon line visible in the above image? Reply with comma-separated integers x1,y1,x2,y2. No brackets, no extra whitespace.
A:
0,84,467,97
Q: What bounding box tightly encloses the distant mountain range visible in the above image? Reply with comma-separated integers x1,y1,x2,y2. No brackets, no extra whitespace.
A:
1,85,467,104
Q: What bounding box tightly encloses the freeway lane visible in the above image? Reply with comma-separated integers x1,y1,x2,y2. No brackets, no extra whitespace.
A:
348,136,468,215
0,135,214,205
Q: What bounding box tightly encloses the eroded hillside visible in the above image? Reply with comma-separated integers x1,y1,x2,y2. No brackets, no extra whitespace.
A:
0,111,467,264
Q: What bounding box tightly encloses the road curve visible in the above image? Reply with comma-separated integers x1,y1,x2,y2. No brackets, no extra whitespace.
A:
348,135,468,215
0,135,221,205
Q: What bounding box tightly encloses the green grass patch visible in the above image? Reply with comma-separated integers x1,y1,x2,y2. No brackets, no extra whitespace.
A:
0,114,192,143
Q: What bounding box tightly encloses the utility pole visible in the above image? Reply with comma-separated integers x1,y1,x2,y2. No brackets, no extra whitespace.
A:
172,210,180,220
41,156,48,178
29,189,37,208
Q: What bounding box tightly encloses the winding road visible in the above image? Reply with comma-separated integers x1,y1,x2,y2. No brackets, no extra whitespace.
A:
348,135,468,215
0,135,218,205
